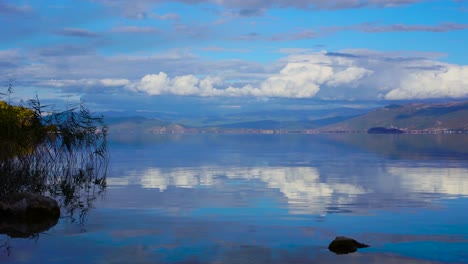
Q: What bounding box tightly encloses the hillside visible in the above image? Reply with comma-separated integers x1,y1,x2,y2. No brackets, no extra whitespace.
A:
107,116,192,135
323,101,468,131
214,115,357,130
104,108,367,134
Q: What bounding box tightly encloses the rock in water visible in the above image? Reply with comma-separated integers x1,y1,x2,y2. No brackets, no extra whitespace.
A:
0,193,60,238
328,236,370,255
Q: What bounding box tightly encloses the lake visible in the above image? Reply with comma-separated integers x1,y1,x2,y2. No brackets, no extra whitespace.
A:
1,134,468,263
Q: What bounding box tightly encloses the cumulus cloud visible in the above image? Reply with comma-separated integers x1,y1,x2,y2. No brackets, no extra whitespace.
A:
128,72,221,96
124,50,468,100
326,66,373,87
254,62,331,97
385,65,468,99
129,52,372,98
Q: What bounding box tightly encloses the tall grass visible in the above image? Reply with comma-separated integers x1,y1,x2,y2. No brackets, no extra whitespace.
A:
0,90,109,223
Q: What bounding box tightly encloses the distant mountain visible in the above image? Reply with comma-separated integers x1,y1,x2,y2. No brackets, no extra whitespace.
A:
105,115,359,135
323,101,468,131
224,107,370,120
107,116,192,135
194,107,371,127
103,107,372,132
109,107,372,127
214,115,358,130
102,111,183,122
105,101,468,134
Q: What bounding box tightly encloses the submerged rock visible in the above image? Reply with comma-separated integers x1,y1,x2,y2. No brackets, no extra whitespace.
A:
0,193,60,238
328,236,370,255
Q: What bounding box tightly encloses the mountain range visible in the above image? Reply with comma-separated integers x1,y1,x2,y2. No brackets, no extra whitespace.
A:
105,101,468,135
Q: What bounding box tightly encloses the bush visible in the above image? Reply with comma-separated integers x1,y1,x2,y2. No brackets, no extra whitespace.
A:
0,101,45,160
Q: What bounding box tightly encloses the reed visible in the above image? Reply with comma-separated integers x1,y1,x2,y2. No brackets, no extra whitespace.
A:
0,88,109,222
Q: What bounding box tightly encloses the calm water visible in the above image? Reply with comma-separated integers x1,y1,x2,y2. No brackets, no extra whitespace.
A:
2,134,468,263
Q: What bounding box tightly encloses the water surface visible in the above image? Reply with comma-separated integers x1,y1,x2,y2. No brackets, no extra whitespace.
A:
2,134,467,263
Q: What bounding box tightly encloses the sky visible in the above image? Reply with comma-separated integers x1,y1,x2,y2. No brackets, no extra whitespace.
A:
0,0,467,114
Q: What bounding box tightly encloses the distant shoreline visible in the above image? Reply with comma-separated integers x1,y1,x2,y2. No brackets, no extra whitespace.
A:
111,128,468,135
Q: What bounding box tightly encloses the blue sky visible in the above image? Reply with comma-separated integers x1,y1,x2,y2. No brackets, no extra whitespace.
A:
1,0,467,113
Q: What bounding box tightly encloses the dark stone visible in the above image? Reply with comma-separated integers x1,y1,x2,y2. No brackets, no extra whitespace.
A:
328,236,370,255
0,193,60,238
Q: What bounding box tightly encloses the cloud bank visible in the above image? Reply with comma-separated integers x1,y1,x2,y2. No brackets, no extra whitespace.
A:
128,56,371,98
126,50,468,100
4,47,467,101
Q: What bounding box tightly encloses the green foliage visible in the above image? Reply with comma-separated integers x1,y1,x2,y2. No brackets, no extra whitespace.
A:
0,101,45,159
0,90,108,223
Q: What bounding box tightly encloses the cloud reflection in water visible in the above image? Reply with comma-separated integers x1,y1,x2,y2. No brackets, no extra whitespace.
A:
387,166,468,197
108,166,367,214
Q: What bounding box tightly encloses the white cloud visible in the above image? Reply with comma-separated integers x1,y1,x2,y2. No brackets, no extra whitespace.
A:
41,78,130,88
256,62,332,97
326,66,373,87
172,75,200,95
129,51,373,98
385,65,468,99
128,72,224,96
100,78,131,87
10,47,468,101
132,72,169,95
